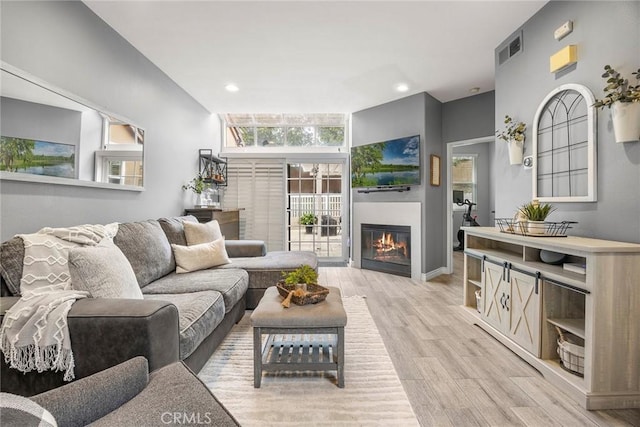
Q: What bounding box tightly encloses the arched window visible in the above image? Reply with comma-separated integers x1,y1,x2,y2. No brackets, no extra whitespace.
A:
532,84,597,202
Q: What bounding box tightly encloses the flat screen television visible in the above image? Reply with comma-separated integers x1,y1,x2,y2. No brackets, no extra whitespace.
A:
351,135,421,189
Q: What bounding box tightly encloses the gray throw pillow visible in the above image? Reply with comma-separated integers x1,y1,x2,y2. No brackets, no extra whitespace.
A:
113,220,174,288
69,239,143,299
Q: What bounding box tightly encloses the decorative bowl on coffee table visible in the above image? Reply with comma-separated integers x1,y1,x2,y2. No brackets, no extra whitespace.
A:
276,281,330,305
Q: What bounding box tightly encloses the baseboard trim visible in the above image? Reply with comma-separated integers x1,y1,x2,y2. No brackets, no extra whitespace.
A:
422,267,448,282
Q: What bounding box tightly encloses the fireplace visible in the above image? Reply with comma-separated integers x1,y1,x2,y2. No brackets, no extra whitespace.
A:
361,224,411,277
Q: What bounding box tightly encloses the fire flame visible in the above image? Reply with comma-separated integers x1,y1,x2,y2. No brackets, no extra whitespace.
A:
374,232,407,258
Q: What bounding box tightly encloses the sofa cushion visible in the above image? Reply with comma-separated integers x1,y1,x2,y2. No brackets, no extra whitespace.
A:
184,220,222,245
0,236,24,296
114,220,174,288
171,238,230,274
142,268,248,314
89,361,239,427
158,216,198,247
69,239,143,299
218,251,318,290
143,291,225,360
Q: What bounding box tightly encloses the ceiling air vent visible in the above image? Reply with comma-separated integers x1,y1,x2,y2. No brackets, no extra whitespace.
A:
498,31,523,66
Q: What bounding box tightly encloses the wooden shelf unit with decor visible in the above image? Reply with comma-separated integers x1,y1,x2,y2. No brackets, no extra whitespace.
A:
199,149,227,186
461,226,640,410
184,208,240,240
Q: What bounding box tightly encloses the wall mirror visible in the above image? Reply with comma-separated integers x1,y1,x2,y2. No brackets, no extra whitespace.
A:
532,83,597,202
0,63,144,190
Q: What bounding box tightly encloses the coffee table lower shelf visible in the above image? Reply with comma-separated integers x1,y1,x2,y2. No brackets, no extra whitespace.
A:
253,327,344,388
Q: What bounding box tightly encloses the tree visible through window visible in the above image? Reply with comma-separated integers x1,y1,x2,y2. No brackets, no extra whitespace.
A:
222,114,347,148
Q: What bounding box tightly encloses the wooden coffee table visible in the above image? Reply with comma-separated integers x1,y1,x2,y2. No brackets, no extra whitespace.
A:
250,286,347,388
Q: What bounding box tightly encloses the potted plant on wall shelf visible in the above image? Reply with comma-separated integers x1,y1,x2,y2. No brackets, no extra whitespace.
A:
593,65,640,143
182,174,206,207
496,115,527,165
518,200,555,235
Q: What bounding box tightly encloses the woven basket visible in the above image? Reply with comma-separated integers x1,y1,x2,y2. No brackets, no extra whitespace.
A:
555,326,584,377
276,281,329,305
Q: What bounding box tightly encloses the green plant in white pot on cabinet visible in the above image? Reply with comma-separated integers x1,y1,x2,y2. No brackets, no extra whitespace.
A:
518,200,555,235
592,65,640,143
496,115,527,165
182,174,207,207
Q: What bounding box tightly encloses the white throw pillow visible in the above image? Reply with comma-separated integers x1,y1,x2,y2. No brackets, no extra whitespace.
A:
184,220,223,245
68,239,143,299
172,238,230,273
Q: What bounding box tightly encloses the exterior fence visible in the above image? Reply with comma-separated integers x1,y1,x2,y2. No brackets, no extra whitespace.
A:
289,194,342,222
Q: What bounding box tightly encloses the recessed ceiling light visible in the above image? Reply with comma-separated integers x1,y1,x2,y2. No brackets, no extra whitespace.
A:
225,83,239,92
469,87,480,94
395,83,409,93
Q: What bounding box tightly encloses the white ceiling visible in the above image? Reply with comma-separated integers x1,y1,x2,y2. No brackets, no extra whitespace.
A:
84,1,547,114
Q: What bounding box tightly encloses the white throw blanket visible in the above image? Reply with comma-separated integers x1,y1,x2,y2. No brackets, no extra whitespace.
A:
0,223,118,381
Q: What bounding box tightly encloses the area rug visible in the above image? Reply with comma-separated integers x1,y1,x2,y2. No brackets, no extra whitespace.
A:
199,296,419,426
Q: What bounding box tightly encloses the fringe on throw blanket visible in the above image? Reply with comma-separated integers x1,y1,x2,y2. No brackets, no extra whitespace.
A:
0,223,118,381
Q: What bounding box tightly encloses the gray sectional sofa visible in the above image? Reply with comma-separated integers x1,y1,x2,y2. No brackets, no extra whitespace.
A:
0,215,317,396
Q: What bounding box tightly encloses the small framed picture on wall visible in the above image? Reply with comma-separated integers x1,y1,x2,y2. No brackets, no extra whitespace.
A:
430,154,440,186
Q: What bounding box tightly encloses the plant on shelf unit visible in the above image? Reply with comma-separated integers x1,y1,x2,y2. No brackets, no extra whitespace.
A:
182,174,205,194
496,115,527,165
282,265,318,286
182,174,207,207
592,65,640,143
518,199,555,235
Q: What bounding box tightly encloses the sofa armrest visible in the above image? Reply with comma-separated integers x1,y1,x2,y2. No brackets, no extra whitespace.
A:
225,239,267,257
1,297,179,396
32,357,149,427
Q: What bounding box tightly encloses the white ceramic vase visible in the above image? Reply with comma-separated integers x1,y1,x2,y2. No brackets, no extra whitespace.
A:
611,102,640,143
508,138,524,165
527,220,546,235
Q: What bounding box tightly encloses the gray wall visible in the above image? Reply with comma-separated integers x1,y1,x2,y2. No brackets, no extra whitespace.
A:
0,1,218,241
494,1,640,243
351,92,444,274
443,91,495,143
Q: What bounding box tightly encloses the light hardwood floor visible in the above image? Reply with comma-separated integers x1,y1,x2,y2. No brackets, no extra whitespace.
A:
318,253,640,427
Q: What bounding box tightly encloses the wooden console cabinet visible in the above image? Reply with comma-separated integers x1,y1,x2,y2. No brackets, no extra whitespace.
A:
462,227,640,410
184,208,240,240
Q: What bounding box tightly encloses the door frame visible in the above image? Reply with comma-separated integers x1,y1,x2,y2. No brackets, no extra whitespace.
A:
285,154,349,264
445,136,493,273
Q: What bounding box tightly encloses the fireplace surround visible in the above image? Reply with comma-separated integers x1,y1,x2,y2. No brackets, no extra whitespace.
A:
361,224,411,277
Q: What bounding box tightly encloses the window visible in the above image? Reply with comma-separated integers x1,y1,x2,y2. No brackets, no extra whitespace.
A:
94,117,144,186
452,155,476,210
222,113,347,148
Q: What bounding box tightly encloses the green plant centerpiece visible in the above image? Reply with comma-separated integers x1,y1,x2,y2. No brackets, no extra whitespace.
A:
283,264,318,286
496,115,527,165
518,200,555,235
299,213,317,234
278,265,328,307
592,65,640,143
